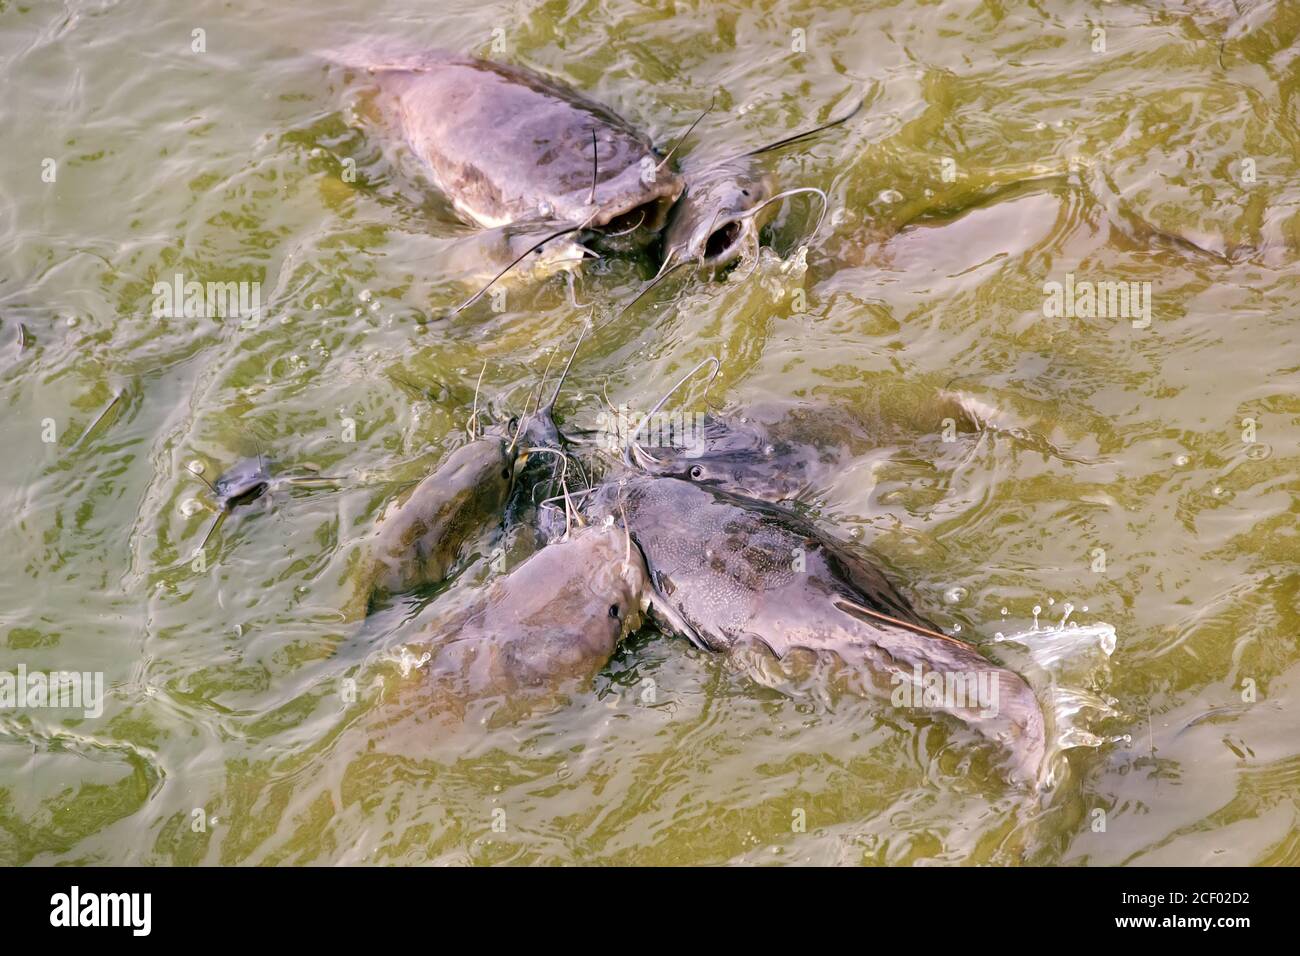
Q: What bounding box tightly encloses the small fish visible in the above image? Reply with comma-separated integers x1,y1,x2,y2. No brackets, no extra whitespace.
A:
71,388,126,451
187,454,337,556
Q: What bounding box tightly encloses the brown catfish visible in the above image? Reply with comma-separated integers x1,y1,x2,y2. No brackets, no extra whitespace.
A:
381,525,649,727
342,432,513,621
586,475,1046,785
328,47,683,237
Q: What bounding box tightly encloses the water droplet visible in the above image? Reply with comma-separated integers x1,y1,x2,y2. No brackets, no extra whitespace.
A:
944,586,967,604
180,498,202,517
1058,602,1074,628
66,315,78,327
187,460,204,475
359,289,373,302
877,189,903,204
1000,607,1008,616
1175,454,1189,466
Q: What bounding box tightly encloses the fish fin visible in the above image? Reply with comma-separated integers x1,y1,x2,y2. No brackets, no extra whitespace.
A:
648,588,710,651
833,596,967,647
318,44,450,74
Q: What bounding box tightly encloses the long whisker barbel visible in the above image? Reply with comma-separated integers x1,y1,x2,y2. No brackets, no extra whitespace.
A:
538,484,598,514
592,259,693,333
731,95,864,162
603,209,646,237
469,359,488,440
186,462,219,495
625,356,720,466
450,208,600,316
741,186,831,245
657,95,716,172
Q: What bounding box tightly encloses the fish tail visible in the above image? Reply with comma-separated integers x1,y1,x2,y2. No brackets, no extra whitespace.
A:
836,600,1047,786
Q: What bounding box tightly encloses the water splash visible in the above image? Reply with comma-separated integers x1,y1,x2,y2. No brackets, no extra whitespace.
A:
987,606,1122,787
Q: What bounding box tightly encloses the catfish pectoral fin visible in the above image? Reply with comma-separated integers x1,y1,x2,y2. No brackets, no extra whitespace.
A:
647,587,710,651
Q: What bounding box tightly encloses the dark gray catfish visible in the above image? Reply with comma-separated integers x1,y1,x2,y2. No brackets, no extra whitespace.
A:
586,475,1046,784
630,399,876,503
625,387,1073,504
380,525,648,728
329,47,684,236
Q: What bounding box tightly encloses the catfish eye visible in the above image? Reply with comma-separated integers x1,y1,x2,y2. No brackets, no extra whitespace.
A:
609,604,620,618
689,465,703,480
501,468,510,480
742,189,750,196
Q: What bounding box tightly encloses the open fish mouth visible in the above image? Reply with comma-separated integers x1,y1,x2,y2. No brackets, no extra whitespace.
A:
693,215,760,267
705,218,747,261
584,176,683,235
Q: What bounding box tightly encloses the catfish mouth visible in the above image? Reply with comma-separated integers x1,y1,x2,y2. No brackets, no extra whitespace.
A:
600,194,677,237
705,219,744,261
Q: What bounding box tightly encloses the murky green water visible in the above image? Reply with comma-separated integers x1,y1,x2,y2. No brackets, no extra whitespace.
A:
2,0,1297,865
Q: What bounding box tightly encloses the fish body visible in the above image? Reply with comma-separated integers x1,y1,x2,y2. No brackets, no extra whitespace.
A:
587,475,1046,783
396,525,648,713
343,435,513,619
335,49,683,236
